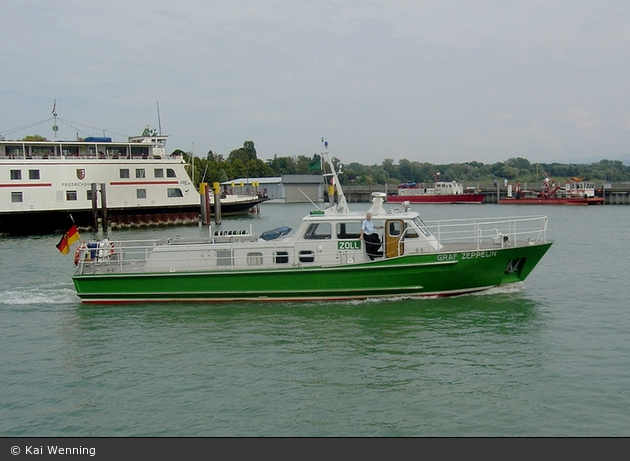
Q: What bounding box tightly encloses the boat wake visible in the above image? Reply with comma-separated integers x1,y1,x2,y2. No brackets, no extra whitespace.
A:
0,284,80,305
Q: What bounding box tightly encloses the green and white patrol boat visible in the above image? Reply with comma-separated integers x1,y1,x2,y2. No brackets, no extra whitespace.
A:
72,152,552,304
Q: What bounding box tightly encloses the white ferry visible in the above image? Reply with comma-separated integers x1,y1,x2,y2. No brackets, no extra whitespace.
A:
0,132,266,235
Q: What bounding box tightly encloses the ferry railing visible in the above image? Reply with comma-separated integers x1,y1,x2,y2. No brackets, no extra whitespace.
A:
424,215,548,251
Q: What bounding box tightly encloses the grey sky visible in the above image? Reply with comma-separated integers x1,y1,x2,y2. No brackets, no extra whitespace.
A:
2,0,629,165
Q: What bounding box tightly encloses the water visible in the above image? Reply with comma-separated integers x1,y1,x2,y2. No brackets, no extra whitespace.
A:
1,203,629,436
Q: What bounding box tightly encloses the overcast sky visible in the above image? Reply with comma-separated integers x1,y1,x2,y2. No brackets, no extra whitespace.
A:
2,0,630,165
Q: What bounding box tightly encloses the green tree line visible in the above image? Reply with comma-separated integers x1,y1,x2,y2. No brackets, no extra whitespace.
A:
178,140,630,190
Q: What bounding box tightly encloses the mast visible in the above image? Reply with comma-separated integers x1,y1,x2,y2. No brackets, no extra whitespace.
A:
321,147,349,214
156,101,162,135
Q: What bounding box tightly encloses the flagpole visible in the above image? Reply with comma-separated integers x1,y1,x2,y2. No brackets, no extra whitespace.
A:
52,99,58,141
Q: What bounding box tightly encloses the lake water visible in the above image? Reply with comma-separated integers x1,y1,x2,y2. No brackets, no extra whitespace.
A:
1,203,629,436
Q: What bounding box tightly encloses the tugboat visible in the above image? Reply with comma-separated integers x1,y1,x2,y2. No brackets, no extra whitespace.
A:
500,177,605,205
387,174,484,204
71,152,552,304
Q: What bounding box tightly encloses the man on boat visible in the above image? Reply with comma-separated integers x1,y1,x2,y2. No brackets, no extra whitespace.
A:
359,212,382,260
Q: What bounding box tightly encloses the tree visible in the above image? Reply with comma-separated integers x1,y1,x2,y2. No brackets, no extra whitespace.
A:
22,134,48,141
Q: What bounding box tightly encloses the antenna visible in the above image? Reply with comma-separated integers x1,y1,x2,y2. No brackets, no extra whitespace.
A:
156,101,162,135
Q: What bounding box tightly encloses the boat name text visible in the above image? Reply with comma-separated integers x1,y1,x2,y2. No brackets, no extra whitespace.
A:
436,250,498,262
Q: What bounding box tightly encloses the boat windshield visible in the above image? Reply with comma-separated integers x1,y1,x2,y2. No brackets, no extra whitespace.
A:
412,217,433,237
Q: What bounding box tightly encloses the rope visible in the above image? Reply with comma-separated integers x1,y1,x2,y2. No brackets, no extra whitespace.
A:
0,118,54,137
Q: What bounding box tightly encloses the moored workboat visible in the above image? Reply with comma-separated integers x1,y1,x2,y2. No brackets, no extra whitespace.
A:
71,151,552,304
500,177,605,205
387,177,484,204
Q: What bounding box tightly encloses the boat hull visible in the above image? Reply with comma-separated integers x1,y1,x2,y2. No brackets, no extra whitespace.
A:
73,242,552,304
0,197,267,235
387,194,485,204
499,197,605,205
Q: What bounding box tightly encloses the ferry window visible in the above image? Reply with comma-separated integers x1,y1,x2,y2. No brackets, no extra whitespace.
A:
154,168,164,178
10,170,21,180
137,189,147,199
86,190,93,201
167,188,183,198
275,251,289,264
247,252,263,265
337,222,361,239
166,168,176,178
66,190,78,201
11,192,23,203
299,250,315,263
29,170,40,180
135,168,146,179
303,223,331,240
119,169,130,179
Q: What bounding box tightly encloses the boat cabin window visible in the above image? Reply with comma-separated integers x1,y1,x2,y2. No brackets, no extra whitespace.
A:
412,217,433,237
6,146,22,158
137,189,147,199
10,170,21,180
59,146,77,157
275,251,289,264
154,168,164,178
336,222,361,239
217,250,232,266
11,192,23,203
66,190,78,201
32,146,54,157
29,170,40,180
303,222,331,240
166,168,177,178
404,222,419,238
167,188,184,198
247,253,264,265
388,221,402,236
135,168,146,179
119,169,130,179
299,250,315,263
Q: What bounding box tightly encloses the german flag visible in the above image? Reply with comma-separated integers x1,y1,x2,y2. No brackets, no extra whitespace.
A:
56,224,80,255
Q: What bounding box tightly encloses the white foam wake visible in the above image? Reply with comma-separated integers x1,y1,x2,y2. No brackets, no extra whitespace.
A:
0,286,80,305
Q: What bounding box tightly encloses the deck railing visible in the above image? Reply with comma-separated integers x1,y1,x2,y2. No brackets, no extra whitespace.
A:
424,215,548,250
75,215,549,274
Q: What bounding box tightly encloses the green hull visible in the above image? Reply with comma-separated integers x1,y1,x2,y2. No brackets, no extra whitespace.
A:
73,243,552,304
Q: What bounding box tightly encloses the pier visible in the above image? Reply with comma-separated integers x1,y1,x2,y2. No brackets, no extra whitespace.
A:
341,183,630,204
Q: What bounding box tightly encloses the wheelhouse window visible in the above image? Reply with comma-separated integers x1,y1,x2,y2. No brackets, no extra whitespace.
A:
154,168,164,178
303,222,331,240
336,222,361,239
119,169,130,179
166,168,176,178
137,189,147,199
11,192,23,203
135,168,146,179
10,170,21,180
28,170,40,180
167,188,183,198
66,190,78,201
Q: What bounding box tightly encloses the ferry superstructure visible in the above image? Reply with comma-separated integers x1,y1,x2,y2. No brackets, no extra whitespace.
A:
0,133,265,235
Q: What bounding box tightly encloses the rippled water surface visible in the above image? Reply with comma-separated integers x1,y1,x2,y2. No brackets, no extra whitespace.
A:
1,203,629,436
